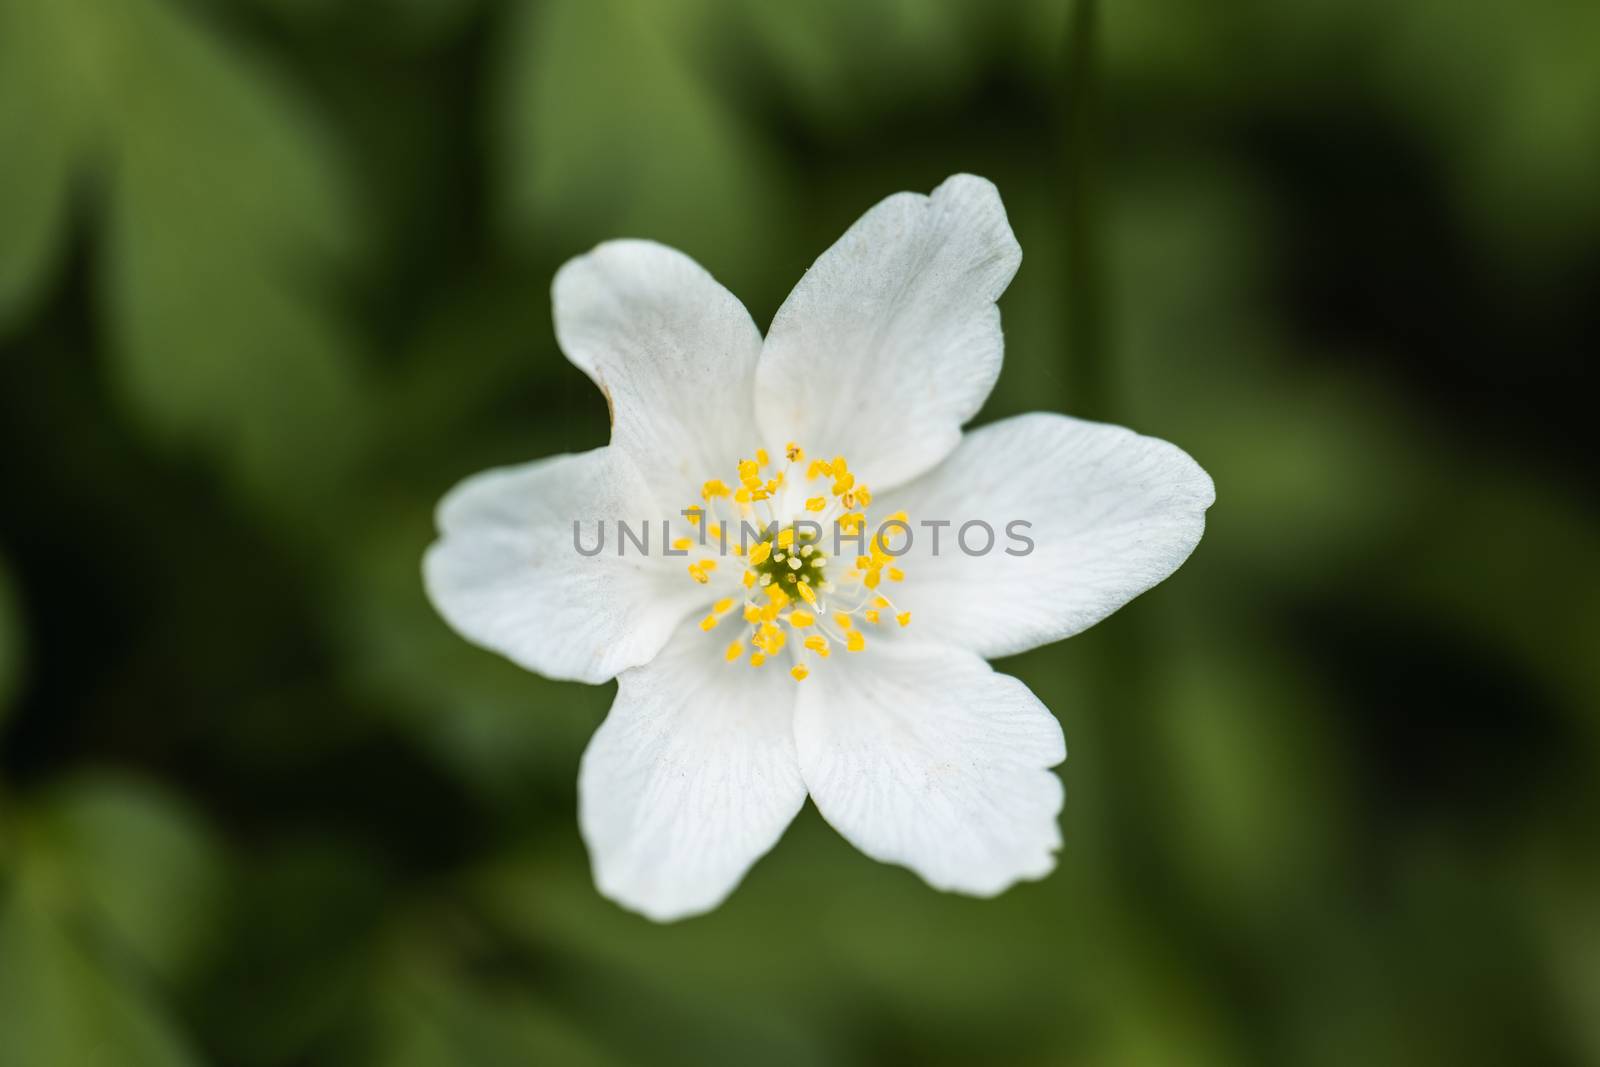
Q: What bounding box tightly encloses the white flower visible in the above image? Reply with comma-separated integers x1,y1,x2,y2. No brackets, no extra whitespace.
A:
424,175,1215,921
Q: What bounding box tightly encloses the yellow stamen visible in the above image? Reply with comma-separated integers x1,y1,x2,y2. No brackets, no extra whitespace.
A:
683,446,913,678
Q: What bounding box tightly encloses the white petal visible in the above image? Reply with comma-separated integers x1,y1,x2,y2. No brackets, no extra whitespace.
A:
755,174,1022,491
882,413,1214,659
553,240,765,503
424,448,711,684
580,622,807,921
795,644,1065,895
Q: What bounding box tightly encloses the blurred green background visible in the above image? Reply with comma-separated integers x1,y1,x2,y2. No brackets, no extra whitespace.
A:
3,0,1599,1064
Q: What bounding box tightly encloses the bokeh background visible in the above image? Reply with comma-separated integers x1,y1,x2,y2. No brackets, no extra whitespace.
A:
3,0,1599,1063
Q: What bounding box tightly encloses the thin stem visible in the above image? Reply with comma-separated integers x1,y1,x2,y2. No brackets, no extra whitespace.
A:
1062,0,1111,420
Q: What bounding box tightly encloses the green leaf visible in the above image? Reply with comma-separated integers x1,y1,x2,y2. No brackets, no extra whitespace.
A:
0,887,198,1067
223,0,481,45
27,774,225,982
0,774,219,1067
0,0,370,513
0,3,83,330
365,937,618,1067
733,0,998,130
494,0,784,280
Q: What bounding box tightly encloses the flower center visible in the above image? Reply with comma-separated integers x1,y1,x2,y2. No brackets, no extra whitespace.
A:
679,443,911,682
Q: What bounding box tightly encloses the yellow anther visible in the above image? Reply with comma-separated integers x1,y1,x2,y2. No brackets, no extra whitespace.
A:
688,448,905,671
791,664,809,682
758,622,786,653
